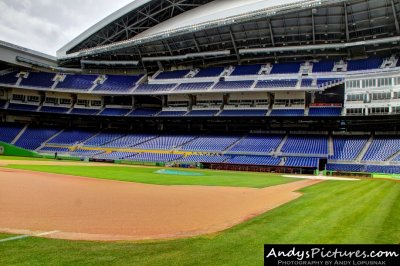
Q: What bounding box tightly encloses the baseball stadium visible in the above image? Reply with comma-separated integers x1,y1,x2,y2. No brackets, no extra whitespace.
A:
0,0,400,265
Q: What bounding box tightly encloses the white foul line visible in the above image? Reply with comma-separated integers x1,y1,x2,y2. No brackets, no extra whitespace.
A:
0,230,59,243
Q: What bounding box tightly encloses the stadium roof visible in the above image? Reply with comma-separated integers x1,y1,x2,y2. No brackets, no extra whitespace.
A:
54,0,400,69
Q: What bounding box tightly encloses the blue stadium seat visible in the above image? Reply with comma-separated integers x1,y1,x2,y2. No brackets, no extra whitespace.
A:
308,107,342,116
135,83,177,92
56,74,97,90
312,60,334,73
219,109,267,116
186,110,219,117
362,136,400,162
182,136,240,152
226,156,281,166
230,65,262,76
347,57,383,71
8,103,38,112
270,62,301,74
213,80,254,90
48,129,97,145
178,155,229,163
155,70,190,79
70,108,100,115
270,109,304,116
229,134,284,153
20,72,55,88
284,157,319,168
331,135,369,161
93,75,142,92
281,135,328,155
40,106,70,114
128,108,160,117
15,126,60,150
256,80,297,88
195,67,224,77
99,108,131,116
0,71,19,85
127,153,183,162
174,82,214,91
0,123,24,143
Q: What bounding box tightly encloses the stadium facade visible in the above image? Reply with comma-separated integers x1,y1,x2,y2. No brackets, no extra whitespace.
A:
1,0,400,174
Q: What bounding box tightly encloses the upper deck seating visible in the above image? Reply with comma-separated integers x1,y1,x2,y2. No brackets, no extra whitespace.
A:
230,65,262,76
155,70,190,79
174,82,214,91
312,60,334,73
213,80,254,90
93,75,142,92
135,83,176,93
20,72,55,88
0,71,19,85
346,57,383,71
195,67,224,77
270,62,301,74
219,109,267,117
255,80,297,88
56,74,97,91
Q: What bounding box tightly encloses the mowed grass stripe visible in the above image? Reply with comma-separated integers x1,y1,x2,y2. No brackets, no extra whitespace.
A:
0,179,399,265
5,165,297,188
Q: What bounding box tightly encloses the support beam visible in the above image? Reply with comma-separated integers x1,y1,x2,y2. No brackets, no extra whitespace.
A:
229,30,240,63
311,9,316,44
391,0,400,34
268,20,275,47
344,3,350,42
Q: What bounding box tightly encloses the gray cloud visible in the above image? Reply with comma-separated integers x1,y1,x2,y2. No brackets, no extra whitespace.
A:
0,0,133,56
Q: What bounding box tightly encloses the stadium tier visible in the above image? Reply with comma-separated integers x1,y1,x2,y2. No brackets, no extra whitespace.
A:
281,135,328,156
56,74,97,91
0,71,19,84
331,135,369,161
20,72,55,88
226,155,281,166
0,123,25,143
40,106,70,113
228,134,284,153
2,122,400,173
219,109,268,116
194,67,224,77
93,75,142,92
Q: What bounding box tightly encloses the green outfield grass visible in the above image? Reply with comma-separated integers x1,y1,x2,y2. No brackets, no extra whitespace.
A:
5,164,297,188
0,155,52,161
0,179,399,265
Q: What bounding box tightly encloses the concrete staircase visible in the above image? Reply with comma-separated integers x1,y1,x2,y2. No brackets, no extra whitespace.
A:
11,125,28,144
355,134,374,162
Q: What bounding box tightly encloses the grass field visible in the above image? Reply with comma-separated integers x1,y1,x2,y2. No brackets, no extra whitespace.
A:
6,164,296,188
1,163,399,265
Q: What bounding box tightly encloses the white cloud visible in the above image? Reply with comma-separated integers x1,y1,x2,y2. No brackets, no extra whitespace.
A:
0,0,133,56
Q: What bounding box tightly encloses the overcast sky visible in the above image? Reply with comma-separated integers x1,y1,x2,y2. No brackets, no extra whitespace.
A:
0,0,133,56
